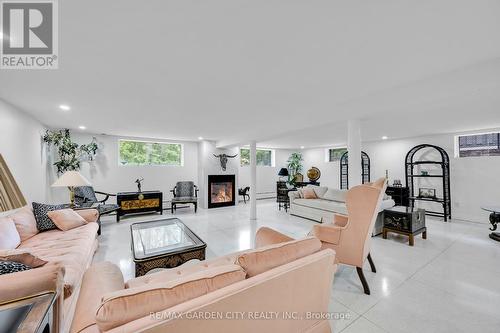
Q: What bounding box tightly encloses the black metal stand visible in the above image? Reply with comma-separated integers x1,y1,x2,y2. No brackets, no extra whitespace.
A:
405,144,451,221
340,151,370,189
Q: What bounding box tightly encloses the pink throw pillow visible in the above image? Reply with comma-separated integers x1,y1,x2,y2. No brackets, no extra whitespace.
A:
302,188,317,199
47,209,87,231
9,206,39,242
0,217,21,249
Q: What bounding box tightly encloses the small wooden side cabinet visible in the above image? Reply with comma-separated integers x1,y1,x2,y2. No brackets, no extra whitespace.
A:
117,191,163,222
383,206,426,246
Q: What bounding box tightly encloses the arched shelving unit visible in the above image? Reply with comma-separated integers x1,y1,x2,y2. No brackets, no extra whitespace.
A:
405,144,451,221
340,151,370,189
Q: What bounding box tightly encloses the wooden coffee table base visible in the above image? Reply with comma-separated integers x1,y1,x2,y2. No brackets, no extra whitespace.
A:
134,248,206,277
383,227,427,246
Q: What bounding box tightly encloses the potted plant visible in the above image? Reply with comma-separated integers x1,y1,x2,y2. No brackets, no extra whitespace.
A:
286,152,303,187
43,129,98,174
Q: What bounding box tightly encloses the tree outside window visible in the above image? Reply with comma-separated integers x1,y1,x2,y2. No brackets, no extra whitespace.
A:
240,148,274,167
119,140,182,166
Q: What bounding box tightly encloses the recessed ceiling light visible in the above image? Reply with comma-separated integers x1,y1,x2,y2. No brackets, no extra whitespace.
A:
78,125,86,130
300,146,305,149
198,136,204,140
59,104,71,111
382,136,388,140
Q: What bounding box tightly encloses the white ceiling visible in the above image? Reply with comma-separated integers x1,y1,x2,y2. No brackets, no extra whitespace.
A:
1,0,499,149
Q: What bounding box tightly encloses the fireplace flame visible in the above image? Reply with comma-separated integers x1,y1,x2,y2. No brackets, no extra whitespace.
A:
211,183,233,203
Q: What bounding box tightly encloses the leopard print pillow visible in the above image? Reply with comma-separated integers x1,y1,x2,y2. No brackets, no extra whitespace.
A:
0,260,31,275
32,202,66,231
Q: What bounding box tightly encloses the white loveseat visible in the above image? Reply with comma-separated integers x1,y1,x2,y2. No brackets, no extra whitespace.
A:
288,185,395,235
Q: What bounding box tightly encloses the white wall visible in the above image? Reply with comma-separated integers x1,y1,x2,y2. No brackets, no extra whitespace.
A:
48,133,199,205
0,100,48,204
238,148,296,199
363,132,500,223
301,148,341,189
299,131,500,223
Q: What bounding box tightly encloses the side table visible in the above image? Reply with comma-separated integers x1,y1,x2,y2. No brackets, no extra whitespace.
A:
0,292,56,333
481,206,500,242
383,206,427,246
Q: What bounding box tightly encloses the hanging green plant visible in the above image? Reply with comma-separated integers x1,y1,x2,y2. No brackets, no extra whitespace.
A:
43,129,98,174
286,152,303,186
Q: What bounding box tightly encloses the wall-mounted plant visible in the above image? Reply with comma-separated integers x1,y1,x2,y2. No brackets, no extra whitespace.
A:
286,152,303,185
43,129,98,174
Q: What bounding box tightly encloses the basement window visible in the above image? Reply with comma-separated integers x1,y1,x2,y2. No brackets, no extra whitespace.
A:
328,148,347,162
119,140,183,166
455,132,500,157
240,148,275,167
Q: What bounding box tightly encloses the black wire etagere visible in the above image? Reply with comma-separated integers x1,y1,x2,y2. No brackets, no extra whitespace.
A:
405,144,451,221
340,151,370,190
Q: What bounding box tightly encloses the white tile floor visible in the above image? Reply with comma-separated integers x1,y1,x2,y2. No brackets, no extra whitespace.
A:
94,200,500,333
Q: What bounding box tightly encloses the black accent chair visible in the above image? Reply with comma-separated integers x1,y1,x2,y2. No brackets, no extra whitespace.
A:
74,186,120,217
171,181,198,213
238,186,250,204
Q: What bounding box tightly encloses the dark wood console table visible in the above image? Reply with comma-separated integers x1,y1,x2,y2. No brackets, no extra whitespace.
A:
295,181,320,188
117,191,163,222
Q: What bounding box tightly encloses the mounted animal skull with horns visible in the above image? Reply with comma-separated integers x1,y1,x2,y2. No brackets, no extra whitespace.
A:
213,153,238,171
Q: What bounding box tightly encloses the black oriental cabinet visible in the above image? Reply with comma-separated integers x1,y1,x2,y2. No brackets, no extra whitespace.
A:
116,191,163,222
383,206,427,246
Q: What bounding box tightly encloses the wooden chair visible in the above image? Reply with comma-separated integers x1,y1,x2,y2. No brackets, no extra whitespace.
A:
171,181,198,213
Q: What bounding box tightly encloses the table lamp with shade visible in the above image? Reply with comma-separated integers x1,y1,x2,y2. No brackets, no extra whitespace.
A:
52,171,91,207
278,168,289,182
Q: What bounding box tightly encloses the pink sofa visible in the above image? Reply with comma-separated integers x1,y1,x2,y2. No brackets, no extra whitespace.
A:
0,206,100,333
70,228,337,333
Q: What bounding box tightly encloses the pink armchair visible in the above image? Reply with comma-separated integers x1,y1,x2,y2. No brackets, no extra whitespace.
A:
309,178,387,295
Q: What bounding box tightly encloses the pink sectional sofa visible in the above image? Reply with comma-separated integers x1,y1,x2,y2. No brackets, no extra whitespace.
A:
0,206,100,333
1,207,336,333
70,227,337,333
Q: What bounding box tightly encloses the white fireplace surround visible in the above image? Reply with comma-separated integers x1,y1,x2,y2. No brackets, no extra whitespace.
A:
197,140,239,209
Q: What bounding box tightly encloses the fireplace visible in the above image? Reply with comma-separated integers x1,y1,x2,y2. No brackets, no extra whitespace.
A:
208,175,235,209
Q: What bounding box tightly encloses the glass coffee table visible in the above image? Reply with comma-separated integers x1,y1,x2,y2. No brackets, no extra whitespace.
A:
131,218,207,277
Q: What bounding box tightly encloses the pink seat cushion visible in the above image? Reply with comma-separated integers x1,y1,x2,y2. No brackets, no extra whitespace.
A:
0,217,21,250
47,209,87,231
19,222,99,298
